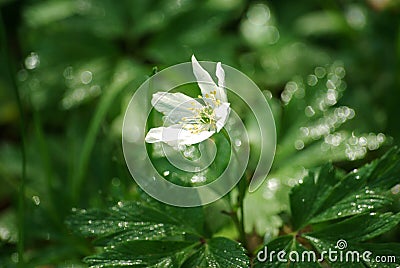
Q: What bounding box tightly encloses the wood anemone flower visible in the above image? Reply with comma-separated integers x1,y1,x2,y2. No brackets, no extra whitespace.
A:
145,55,230,147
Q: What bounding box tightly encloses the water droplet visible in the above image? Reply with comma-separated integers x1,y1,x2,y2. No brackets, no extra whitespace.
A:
294,140,304,150
267,178,279,191
377,133,386,143
335,66,346,78
326,89,337,105
247,4,271,26
300,127,310,137
111,177,121,187
358,136,367,146
183,146,196,158
89,85,101,95
163,170,170,176
281,81,298,104
326,80,336,90
191,174,206,183
305,106,316,117
81,70,93,84
263,90,273,99
63,66,74,79
118,221,128,228
314,67,326,78
234,139,242,147
32,196,40,206
391,184,400,195
194,166,201,172
25,52,40,70
307,74,318,86
345,4,366,30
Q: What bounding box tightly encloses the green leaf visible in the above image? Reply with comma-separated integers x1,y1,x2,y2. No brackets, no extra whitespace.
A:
290,148,400,229
67,201,203,246
255,150,400,267
84,240,197,267
68,202,202,245
68,199,250,267
290,164,338,230
181,237,249,268
304,213,400,243
137,193,205,235
309,191,392,224
67,200,204,267
255,213,400,267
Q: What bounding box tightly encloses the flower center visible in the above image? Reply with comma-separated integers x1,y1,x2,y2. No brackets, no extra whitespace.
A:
199,106,215,124
180,91,221,134
182,104,217,134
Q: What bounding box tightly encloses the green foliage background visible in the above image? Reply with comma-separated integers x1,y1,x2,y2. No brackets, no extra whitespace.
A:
1,0,400,267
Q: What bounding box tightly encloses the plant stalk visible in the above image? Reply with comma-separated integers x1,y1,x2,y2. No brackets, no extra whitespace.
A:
0,12,26,267
220,128,247,248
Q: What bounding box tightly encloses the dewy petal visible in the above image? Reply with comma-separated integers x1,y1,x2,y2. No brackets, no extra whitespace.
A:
191,55,218,97
215,62,228,103
151,92,202,124
145,125,187,147
215,102,230,132
145,125,214,146
181,129,215,145
216,62,225,88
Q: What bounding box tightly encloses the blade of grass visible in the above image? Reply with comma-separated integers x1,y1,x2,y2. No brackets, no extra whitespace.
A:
0,12,26,267
32,109,62,223
70,61,137,205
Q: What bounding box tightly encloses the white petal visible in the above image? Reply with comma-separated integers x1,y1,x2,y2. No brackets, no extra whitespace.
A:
191,55,218,96
151,92,202,124
215,102,230,132
145,127,165,143
215,62,228,103
191,55,228,104
216,62,225,88
180,129,215,145
145,125,185,146
145,125,214,146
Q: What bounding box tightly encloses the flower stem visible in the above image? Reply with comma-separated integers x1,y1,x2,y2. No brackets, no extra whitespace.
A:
220,128,247,248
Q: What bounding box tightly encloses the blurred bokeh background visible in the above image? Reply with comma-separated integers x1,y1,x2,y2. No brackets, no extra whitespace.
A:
1,0,400,266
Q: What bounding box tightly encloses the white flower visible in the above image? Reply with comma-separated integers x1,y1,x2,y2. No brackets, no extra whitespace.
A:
145,55,230,147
